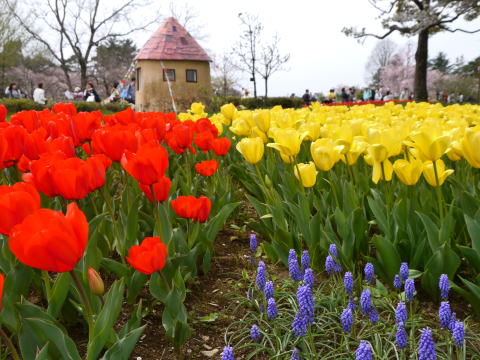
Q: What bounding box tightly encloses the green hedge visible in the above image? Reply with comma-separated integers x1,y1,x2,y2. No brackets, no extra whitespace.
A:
0,99,130,114
209,96,304,113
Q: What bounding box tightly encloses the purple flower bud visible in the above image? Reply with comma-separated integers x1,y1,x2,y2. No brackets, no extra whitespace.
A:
249,254,254,265
355,340,372,360
247,288,253,300
439,301,451,329
453,321,464,348
267,297,278,320
348,297,356,311
291,348,300,360
301,250,310,270
250,324,260,342
368,306,379,323
344,272,354,295
289,249,303,281
249,233,257,253
360,289,372,315
256,261,267,291
341,308,353,333
364,263,375,284
418,328,436,360
396,323,407,350
449,312,457,332
396,302,407,325
304,268,315,288
439,274,449,300
393,274,402,290
264,280,274,300
292,285,314,337
221,346,235,360
325,255,336,275
329,243,338,257
400,262,409,281
405,278,415,302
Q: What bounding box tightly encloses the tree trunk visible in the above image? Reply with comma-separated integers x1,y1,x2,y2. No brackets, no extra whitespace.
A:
60,64,73,92
252,69,257,98
264,77,268,98
80,61,88,90
414,29,429,102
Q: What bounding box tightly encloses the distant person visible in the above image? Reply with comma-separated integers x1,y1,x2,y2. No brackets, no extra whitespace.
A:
363,88,372,102
33,83,47,105
327,89,335,103
124,77,136,104
349,87,356,102
384,91,393,101
109,81,121,103
290,93,296,99
458,94,464,103
370,89,376,101
302,89,311,106
64,89,74,100
84,82,101,103
341,88,349,103
399,88,409,100
6,83,22,99
374,89,382,101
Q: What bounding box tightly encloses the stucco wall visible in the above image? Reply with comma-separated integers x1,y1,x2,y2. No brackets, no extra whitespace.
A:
135,60,212,112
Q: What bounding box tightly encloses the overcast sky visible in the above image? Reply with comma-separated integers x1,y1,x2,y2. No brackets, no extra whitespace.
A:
135,0,480,96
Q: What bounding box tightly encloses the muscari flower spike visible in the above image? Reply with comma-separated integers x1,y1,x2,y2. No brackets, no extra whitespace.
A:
301,250,310,270
405,278,415,302
453,321,465,348
249,233,257,253
344,272,354,295
396,323,407,350
368,306,379,323
449,312,457,332
329,243,338,257
264,280,274,300
221,346,235,360
292,285,314,337
289,249,303,281
355,340,372,360
418,328,436,360
325,255,336,275
267,297,278,320
396,302,407,325
291,348,300,360
256,261,267,291
304,268,315,288
439,274,449,300
393,274,402,290
348,297,356,311
439,301,451,329
250,324,260,342
341,308,353,333
364,263,375,284
360,289,372,315
400,262,409,281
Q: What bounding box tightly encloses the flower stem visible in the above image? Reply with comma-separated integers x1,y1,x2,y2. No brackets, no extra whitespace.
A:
0,327,20,360
432,160,445,221
70,271,94,342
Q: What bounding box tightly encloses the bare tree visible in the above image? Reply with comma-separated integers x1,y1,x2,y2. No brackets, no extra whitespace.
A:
167,1,208,42
4,0,159,90
365,39,396,85
256,35,289,98
211,53,239,97
232,13,263,98
343,0,480,101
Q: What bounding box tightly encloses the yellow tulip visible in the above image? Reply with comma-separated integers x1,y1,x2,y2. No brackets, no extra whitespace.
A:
310,138,342,171
236,137,264,164
294,162,318,187
250,126,269,143
422,160,454,186
190,102,206,117
220,103,237,124
392,158,423,185
298,122,321,141
230,119,252,136
409,132,451,161
460,128,480,168
367,144,393,184
267,129,304,162
343,137,368,165
254,110,271,133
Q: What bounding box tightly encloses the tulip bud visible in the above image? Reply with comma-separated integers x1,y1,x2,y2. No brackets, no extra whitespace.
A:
88,267,104,296
264,175,272,188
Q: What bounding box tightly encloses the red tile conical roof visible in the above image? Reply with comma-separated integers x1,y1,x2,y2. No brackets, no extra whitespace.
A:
135,17,212,62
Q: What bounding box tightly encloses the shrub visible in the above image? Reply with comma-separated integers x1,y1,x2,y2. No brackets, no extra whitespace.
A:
208,96,304,113
0,98,130,114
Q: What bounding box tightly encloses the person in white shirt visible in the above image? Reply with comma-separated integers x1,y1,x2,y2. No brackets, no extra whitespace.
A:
33,83,47,105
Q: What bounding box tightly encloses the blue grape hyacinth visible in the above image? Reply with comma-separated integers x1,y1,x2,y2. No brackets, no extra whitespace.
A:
418,328,436,360
368,306,379,323
304,268,314,288
344,272,354,295
289,249,303,281
355,340,372,360
267,297,278,320
329,243,338,257
393,274,402,290
396,323,407,350
256,261,267,291
405,278,415,301
264,280,274,300
449,312,457,332
439,301,451,329
301,250,310,270
400,262,409,281
291,348,300,360
364,263,375,284
453,321,465,348
396,302,407,325
292,285,314,337
360,289,372,315
221,346,235,360
250,324,260,342
348,297,356,311
439,274,449,300
341,308,353,333
325,255,340,275
249,233,257,253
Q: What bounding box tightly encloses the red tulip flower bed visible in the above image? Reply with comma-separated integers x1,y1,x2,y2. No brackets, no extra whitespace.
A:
0,103,239,359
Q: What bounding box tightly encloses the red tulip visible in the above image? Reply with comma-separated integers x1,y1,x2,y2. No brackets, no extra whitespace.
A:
0,104,6,122
212,137,231,156
91,124,139,161
0,182,40,235
10,110,41,132
52,103,77,116
139,176,171,202
165,122,195,154
0,126,26,167
71,111,102,144
195,159,218,176
171,195,211,223
121,142,169,185
29,152,66,197
9,202,88,272
127,236,168,274
194,131,214,152
86,154,111,192
194,118,218,137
